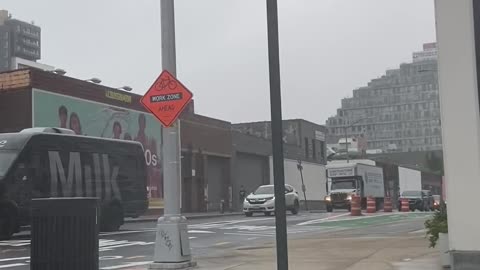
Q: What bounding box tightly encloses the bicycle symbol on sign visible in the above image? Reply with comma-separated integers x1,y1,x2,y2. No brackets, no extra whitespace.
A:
156,76,177,91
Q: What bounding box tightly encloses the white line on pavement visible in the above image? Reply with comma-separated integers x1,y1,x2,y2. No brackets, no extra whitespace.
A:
100,231,148,236
188,230,215,234
296,213,351,226
0,263,27,268
409,229,427,234
0,257,29,262
100,261,151,270
224,232,275,237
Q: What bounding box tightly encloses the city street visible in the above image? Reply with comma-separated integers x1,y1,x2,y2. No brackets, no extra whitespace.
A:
0,211,432,269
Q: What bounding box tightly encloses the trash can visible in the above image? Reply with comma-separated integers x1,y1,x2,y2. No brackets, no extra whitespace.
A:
31,197,99,270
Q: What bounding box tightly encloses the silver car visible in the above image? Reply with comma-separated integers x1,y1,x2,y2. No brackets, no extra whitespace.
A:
243,184,300,217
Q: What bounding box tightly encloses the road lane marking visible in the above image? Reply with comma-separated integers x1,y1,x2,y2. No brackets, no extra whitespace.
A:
224,232,274,237
297,213,350,226
0,240,30,247
100,230,150,236
409,229,427,234
100,261,151,269
0,257,29,262
189,237,197,239
99,241,154,251
297,212,431,226
125,256,146,260
100,256,123,261
214,242,231,246
0,263,26,268
188,217,274,229
188,230,215,234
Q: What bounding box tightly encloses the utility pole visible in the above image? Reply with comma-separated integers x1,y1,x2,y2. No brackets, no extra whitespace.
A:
149,1,196,269
297,160,308,210
266,0,289,269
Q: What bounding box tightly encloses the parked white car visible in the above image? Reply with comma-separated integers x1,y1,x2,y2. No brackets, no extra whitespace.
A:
243,184,300,217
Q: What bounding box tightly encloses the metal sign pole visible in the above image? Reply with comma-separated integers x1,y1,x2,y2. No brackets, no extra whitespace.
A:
266,0,289,269
149,0,196,269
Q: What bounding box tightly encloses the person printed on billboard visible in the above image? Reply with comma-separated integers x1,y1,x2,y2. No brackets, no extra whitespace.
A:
58,105,68,129
69,112,82,135
112,121,122,139
134,113,162,198
135,114,148,146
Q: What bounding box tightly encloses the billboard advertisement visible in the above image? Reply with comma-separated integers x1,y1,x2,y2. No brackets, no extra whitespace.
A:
32,89,163,207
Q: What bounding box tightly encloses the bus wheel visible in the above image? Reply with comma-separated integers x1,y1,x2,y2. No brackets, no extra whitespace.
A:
0,203,18,240
101,204,124,232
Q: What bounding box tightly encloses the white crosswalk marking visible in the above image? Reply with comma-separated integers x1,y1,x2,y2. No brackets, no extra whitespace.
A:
0,240,30,247
0,257,29,263
0,239,155,252
0,263,27,268
99,240,154,252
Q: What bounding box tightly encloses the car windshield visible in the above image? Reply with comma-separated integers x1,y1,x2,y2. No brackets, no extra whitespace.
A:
402,191,423,197
331,180,356,190
0,151,18,177
254,186,274,195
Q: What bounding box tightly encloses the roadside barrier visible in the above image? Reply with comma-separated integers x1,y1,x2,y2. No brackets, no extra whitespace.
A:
350,195,362,216
366,196,376,213
401,198,410,212
384,197,393,212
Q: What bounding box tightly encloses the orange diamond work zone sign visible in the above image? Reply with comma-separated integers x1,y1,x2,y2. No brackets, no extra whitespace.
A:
141,70,193,127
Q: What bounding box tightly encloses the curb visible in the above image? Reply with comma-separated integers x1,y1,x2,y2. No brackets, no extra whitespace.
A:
125,212,244,223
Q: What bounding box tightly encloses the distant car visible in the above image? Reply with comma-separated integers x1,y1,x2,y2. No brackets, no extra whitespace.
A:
432,195,441,210
398,190,429,211
243,184,299,217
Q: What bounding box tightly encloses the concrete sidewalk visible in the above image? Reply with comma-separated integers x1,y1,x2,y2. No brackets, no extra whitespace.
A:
194,234,442,270
125,212,244,223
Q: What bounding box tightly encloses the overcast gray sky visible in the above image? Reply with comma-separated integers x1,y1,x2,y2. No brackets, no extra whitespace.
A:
3,0,436,124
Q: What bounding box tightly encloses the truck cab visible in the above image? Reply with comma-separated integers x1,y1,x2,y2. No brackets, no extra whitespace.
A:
325,176,360,212
325,162,385,212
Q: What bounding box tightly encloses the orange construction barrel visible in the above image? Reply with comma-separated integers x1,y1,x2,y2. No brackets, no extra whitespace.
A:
366,196,376,213
384,197,393,212
401,198,410,212
350,195,362,216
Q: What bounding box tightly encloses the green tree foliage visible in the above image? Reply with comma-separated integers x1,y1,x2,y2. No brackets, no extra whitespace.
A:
425,202,448,248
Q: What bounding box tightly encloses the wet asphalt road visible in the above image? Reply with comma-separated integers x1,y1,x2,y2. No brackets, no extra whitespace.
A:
0,211,430,269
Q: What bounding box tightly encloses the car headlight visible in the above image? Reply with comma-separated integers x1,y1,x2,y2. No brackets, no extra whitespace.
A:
325,196,331,201
265,197,274,201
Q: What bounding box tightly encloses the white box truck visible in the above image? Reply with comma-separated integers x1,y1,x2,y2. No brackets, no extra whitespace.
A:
325,162,385,212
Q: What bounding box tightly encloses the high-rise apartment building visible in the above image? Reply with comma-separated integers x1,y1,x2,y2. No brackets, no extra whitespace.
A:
326,43,442,153
0,10,41,71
